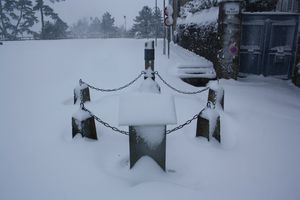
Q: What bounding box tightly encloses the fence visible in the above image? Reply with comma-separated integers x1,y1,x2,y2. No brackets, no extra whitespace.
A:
77,70,212,135
71,41,224,170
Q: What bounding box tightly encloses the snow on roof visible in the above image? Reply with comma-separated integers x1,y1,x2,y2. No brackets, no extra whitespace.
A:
177,6,219,26
119,93,177,126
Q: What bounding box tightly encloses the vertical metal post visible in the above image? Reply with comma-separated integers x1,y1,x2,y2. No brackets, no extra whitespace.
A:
168,27,170,58
163,0,166,55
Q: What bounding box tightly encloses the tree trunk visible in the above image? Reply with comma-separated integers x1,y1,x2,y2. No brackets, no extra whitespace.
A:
40,5,44,38
12,8,23,39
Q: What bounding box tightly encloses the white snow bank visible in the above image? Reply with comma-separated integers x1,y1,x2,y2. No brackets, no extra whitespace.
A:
119,93,177,126
177,7,219,26
1,39,300,200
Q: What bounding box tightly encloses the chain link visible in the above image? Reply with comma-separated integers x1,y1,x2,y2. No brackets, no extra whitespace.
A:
81,105,129,135
166,107,206,134
81,71,146,92
154,71,210,95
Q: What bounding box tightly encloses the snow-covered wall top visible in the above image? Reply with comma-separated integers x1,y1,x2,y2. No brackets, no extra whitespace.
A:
177,0,219,26
177,6,219,26
119,93,177,126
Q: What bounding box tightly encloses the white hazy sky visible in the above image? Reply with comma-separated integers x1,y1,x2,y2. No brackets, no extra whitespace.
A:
52,0,162,28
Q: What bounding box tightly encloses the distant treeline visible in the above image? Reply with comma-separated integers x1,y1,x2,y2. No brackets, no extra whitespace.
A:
0,1,164,41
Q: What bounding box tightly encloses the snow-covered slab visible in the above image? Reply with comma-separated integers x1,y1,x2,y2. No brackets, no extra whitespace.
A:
177,62,213,69
177,66,216,79
119,93,177,126
178,73,216,79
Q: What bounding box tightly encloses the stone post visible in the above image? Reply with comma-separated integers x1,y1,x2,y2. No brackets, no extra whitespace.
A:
144,41,155,80
72,105,97,140
129,126,166,170
217,0,243,79
74,80,91,104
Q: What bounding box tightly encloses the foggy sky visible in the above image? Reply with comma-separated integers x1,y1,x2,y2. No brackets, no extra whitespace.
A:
52,0,161,28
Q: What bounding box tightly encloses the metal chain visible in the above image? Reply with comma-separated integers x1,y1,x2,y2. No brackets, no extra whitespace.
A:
166,107,206,134
81,103,206,136
81,105,129,135
154,71,210,95
80,71,146,92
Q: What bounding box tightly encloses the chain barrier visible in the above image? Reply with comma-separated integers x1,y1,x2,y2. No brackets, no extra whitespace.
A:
80,102,206,136
80,71,146,92
154,71,210,95
77,70,211,136
166,107,206,134
81,104,129,135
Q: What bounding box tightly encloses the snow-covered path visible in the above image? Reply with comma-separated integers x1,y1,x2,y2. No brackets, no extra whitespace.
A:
0,39,300,200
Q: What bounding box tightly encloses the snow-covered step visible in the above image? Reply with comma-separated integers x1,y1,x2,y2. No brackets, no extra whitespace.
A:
176,63,217,86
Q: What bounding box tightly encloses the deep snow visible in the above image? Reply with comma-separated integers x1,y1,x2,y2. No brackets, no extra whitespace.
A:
0,39,300,200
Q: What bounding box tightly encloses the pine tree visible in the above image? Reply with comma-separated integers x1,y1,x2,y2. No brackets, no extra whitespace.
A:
0,0,37,39
42,17,68,39
11,0,37,38
101,11,115,37
88,17,101,35
33,0,64,39
131,6,153,38
69,18,89,38
152,6,163,38
0,0,13,38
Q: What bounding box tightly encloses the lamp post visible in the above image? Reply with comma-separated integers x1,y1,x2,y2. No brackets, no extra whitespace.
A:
155,0,158,46
163,0,166,55
124,15,127,32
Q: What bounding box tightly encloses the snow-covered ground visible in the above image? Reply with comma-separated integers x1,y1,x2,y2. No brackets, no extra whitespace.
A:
0,39,300,200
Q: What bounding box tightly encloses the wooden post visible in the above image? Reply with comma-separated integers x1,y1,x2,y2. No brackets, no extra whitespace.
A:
208,88,224,110
196,113,221,143
197,82,224,143
72,109,97,140
213,116,221,143
74,80,91,104
129,125,166,170
196,115,210,141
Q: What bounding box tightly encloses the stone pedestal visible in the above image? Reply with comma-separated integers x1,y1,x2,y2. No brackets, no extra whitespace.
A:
74,84,90,104
129,125,166,170
72,110,97,140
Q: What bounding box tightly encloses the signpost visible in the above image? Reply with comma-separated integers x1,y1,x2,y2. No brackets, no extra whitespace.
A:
164,4,173,58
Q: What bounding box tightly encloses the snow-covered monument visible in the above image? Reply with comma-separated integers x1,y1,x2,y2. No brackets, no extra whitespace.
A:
170,0,300,84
